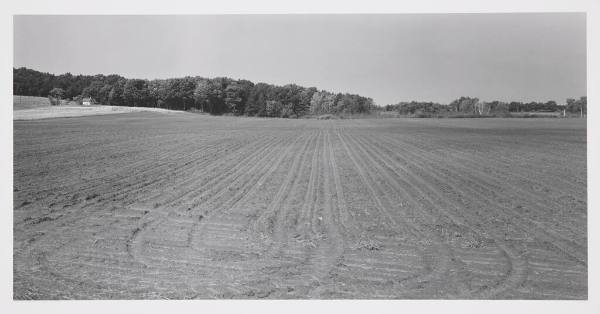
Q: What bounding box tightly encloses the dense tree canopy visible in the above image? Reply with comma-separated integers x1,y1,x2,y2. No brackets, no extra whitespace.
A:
14,67,93,99
14,67,376,117
386,97,584,116
14,67,586,118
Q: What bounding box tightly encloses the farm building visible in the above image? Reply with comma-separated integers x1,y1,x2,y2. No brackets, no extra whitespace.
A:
82,97,92,106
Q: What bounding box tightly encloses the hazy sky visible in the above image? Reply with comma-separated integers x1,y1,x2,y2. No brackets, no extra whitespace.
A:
14,14,586,105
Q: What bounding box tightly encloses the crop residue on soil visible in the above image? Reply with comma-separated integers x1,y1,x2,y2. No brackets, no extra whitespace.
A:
13,113,587,299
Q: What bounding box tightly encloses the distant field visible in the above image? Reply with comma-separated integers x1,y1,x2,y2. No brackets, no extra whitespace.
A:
378,111,568,118
509,111,563,117
13,95,51,110
13,96,186,120
13,113,587,299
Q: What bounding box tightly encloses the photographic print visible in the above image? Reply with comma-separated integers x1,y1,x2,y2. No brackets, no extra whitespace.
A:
12,13,588,300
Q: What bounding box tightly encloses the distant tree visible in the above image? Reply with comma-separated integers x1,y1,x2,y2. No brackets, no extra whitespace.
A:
148,80,165,108
449,96,479,114
224,83,244,114
333,93,373,114
82,81,104,102
108,80,126,107
194,78,230,114
392,101,448,115
48,87,65,99
224,80,253,115
545,100,558,111
310,91,337,114
280,103,295,118
237,80,254,112
193,80,210,112
244,83,271,116
566,96,586,116
156,78,196,110
335,94,353,113
48,87,65,106
278,84,304,115
298,87,318,116
484,101,509,114
98,84,113,105
265,100,282,117
508,101,523,112
123,79,150,107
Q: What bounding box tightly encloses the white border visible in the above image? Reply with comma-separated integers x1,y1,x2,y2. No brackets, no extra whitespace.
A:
1,1,598,314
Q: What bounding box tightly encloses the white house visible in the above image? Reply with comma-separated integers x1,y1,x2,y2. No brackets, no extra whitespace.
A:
82,97,92,106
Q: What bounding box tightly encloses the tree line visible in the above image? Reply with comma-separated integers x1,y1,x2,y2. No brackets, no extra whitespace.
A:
14,67,586,117
385,96,587,116
14,67,374,117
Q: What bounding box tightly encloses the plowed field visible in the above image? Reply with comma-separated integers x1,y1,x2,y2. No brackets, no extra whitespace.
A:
13,113,587,299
